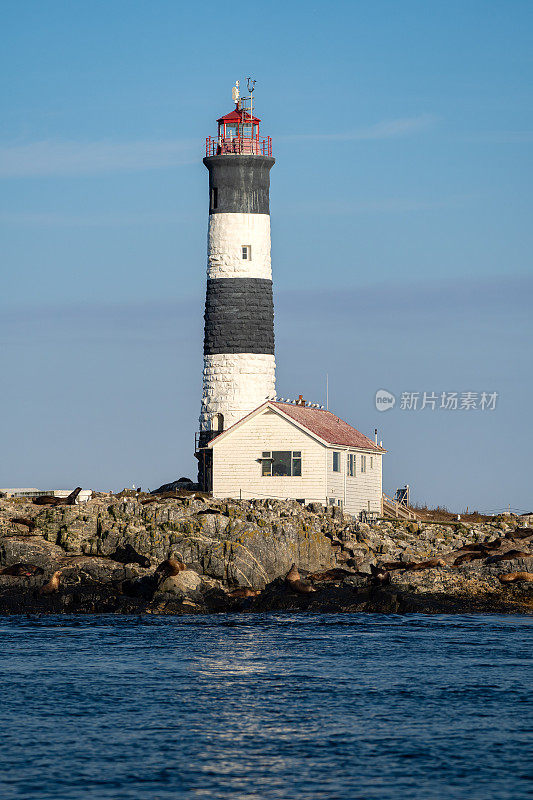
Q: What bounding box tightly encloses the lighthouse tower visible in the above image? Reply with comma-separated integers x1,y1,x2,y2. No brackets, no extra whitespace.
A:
196,81,276,488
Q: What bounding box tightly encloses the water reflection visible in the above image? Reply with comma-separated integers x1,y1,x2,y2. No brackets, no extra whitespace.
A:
0,614,530,800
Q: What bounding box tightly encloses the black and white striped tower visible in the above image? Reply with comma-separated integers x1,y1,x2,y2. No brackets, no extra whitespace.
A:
197,81,275,484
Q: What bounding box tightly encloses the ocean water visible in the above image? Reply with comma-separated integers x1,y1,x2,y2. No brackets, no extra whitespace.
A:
0,614,531,800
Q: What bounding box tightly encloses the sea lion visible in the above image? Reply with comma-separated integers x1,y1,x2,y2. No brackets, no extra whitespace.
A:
32,495,58,506
32,487,82,507
498,571,533,584
228,588,261,598
65,487,82,505
369,564,391,585
506,527,533,540
484,537,503,550
407,558,447,571
486,550,531,564
308,568,354,581
9,517,36,532
38,570,62,595
453,552,486,566
155,558,186,578
285,563,300,582
109,544,151,568
451,543,493,558
1,563,44,576
288,579,316,594
285,564,316,594
456,543,487,552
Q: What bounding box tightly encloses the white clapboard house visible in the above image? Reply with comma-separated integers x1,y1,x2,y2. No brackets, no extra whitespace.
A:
205,400,385,517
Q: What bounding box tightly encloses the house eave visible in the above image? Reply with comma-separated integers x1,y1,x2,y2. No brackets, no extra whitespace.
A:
206,402,387,453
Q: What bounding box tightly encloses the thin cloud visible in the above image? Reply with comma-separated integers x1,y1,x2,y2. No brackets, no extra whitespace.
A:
280,113,438,142
0,138,196,178
0,115,437,178
461,131,533,144
0,211,192,227
0,194,476,228
283,193,478,216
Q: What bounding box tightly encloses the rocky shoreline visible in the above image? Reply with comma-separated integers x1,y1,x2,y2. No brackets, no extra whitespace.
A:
0,493,531,615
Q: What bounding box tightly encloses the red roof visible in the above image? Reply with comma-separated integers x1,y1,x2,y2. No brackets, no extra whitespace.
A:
207,401,385,451
271,402,385,451
217,108,261,124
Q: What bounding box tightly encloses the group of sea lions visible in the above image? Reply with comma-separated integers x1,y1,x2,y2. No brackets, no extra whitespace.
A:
0,553,180,599
373,527,533,585
140,491,210,507
0,563,63,596
1,514,532,605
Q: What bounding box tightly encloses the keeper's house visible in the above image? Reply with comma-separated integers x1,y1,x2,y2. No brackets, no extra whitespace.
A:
205,400,385,516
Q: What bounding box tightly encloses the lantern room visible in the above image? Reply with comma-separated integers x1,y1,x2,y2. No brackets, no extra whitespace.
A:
205,80,272,157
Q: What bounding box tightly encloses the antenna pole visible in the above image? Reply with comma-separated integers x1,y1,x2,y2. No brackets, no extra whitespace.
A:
247,77,256,124
326,374,329,410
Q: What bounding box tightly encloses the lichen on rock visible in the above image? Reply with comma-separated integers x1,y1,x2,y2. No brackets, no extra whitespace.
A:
0,494,531,614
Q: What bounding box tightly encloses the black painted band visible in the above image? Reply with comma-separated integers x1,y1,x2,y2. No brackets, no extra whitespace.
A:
204,155,275,215
204,278,275,355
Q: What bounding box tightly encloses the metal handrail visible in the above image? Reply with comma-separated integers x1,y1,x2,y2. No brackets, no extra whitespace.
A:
205,136,272,157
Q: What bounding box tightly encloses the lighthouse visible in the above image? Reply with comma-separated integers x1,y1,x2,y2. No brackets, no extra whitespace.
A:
196,80,276,488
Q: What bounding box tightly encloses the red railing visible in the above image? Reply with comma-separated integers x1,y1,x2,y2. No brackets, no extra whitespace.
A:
205,136,273,157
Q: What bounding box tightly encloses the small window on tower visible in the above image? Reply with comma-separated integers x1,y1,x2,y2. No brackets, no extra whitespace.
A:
210,187,218,211
242,245,252,260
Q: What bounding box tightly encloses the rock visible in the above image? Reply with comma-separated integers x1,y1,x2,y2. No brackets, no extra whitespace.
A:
151,478,199,494
157,569,203,595
0,495,531,614
0,535,66,568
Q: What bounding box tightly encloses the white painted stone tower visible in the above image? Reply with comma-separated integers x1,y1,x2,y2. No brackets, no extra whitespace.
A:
196,81,276,489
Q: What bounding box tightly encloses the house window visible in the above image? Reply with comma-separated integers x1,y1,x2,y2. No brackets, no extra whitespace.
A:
242,245,252,260
210,187,218,210
370,457,373,469
211,413,224,432
327,498,342,508
261,451,301,477
292,451,302,476
361,455,367,473
332,451,341,472
347,453,356,477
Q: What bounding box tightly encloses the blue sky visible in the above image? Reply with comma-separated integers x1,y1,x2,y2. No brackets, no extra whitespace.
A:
1,0,532,511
